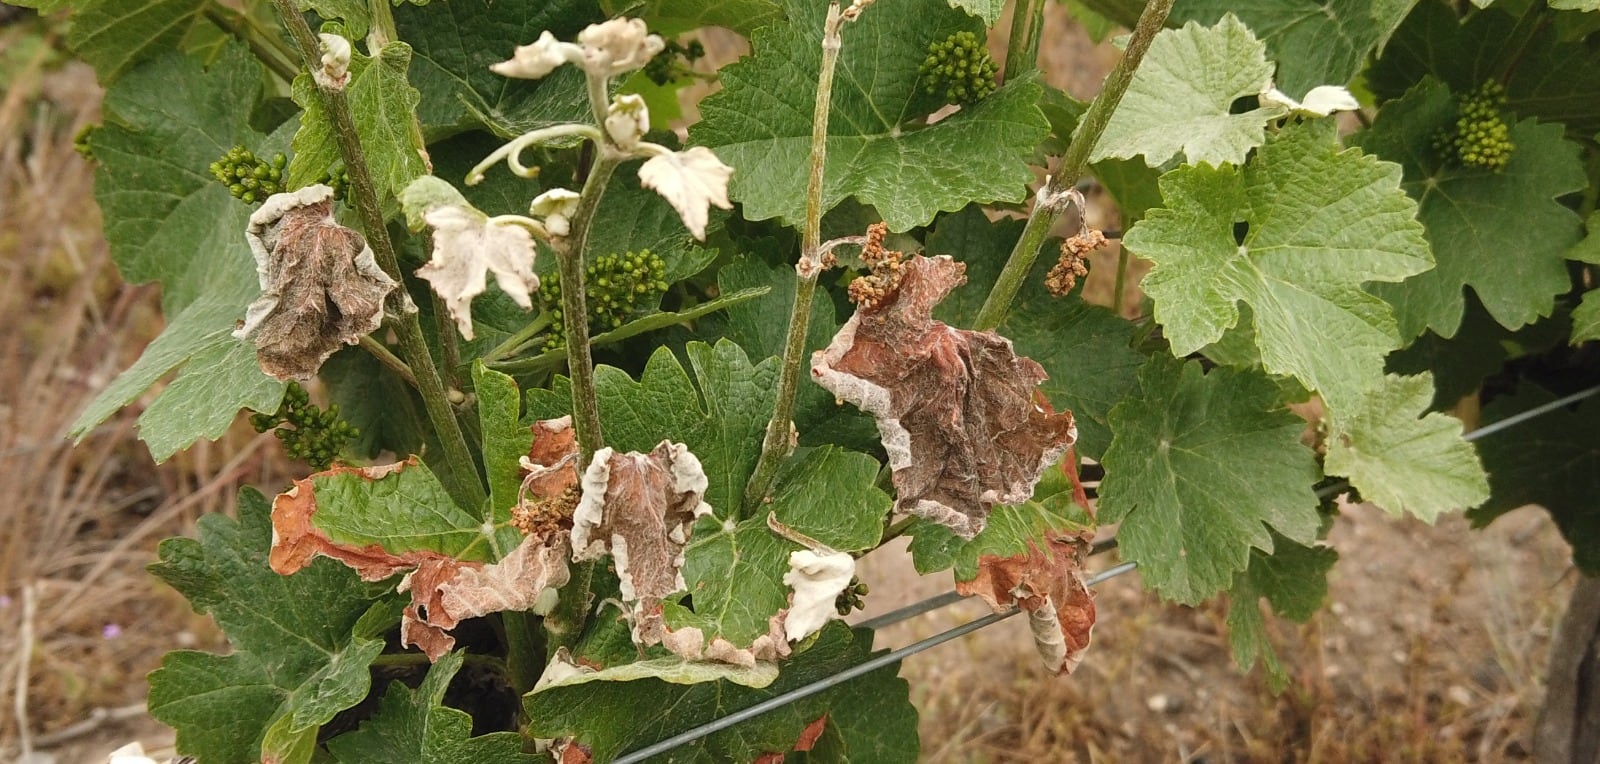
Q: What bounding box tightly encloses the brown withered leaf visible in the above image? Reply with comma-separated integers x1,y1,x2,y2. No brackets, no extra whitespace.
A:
956,531,1096,674
270,460,569,661
811,254,1078,539
571,441,713,645
658,617,790,669
513,416,581,538
236,185,397,380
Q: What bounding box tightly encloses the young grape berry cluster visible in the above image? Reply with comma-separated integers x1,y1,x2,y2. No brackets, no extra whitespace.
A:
1434,81,1515,172
835,576,870,616
642,38,706,86
538,250,669,351
249,382,358,471
918,31,998,106
210,146,287,204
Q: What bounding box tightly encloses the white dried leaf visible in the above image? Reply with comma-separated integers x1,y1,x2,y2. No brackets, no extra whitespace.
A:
1260,84,1359,117
577,17,665,78
781,550,854,643
491,31,582,80
415,204,540,340
637,146,733,241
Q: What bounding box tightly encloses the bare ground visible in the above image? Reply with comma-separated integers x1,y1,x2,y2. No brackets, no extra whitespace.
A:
0,7,1582,763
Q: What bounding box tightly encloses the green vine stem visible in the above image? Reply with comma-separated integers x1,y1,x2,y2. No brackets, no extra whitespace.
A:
552,153,621,465
270,0,487,511
204,3,298,82
973,0,1174,331
741,0,869,514
358,335,417,389
1003,0,1046,81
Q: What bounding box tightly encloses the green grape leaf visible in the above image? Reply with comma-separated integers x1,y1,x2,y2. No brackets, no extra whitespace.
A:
691,0,1048,231
289,42,427,201
148,489,390,764
1324,373,1488,521
300,0,371,38
925,205,1143,458
527,341,775,516
394,0,602,140
1168,0,1418,100
68,46,288,460
906,497,1092,578
1573,290,1600,344
1225,534,1338,692
1369,1,1600,135
946,0,1007,24
1349,78,1586,338
1097,357,1322,604
320,347,429,460
1090,14,1283,167
473,362,533,525
325,653,536,764
602,0,783,34
59,0,207,83
526,623,918,762
1468,387,1600,574
669,446,888,647
1120,120,1432,412
1551,0,1600,9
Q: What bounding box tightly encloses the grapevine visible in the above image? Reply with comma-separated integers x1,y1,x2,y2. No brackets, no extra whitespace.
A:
209,145,287,205
1433,80,1515,172
536,249,668,350
917,31,998,106
248,382,358,471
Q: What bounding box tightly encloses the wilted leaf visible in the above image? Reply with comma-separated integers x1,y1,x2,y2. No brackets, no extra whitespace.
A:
411,191,542,340
572,441,714,644
811,254,1076,539
781,550,855,643
235,186,396,380
636,146,734,241
956,531,1096,673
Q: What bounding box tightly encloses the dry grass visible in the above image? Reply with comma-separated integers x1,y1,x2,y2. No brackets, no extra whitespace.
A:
0,6,1580,763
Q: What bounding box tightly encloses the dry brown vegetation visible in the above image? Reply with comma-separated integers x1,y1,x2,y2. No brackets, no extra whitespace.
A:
0,7,1581,763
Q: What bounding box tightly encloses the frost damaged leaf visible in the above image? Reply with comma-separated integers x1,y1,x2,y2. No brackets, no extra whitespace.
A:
572,442,713,643
811,254,1077,539
417,204,542,340
636,146,734,241
235,185,396,380
781,550,855,643
956,531,1095,674
269,459,568,660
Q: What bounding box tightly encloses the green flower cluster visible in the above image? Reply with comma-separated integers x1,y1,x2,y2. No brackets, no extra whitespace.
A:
835,576,870,616
249,382,358,471
642,38,706,86
918,31,998,106
1435,81,1515,172
209,146,287,204
324,164,350,202
538,250,669,351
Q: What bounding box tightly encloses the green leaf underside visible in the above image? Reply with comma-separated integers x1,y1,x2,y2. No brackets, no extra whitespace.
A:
1369,1,1600,135
1097,357,1322,605
1121,120,1431,412
1169,0,1419,100
602,0,783,34
670,446,887,645
691,0,1049,230
925,205,1143,459
321,347,430,461
71,46,287,460
149,490,390,764
1324,373,1488,521
301,0,371,39
325,653,536,764
474,363,533,527
906,497,1092,578
65,0,207,82
1351,78,1587,338
290,42,427,201
308,461,519,562
1226,534,1338,692
526,623,918,762
946,0,1007,24
1090,14,1281,167
1468,387,1600,574
394,0,603,139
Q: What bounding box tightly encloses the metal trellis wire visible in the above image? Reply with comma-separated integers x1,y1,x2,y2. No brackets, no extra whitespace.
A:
613,381,1600,763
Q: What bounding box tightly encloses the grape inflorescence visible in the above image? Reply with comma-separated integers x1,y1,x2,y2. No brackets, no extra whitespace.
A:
918,31,998,107
210,146,286,205
538,250,669,351
1435,81,1515,172
250,382,359,471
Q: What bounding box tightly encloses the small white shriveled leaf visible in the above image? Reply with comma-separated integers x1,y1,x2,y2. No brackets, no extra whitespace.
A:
490,31,582,80
637,146,734,241
572,442,714,644
316,32,352,89
576,17,666,78
1261,84,1361,116
780,550,854,643
1324,373,1489,522
415,204,542,340
606,93,650,150
235,185,396,380
1090,14,1285,166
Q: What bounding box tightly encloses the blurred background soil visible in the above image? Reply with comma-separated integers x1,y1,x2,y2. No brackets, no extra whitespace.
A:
0,4,1580,762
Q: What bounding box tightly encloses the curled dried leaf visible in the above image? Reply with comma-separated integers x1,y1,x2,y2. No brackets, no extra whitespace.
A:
956,531,1096,674
514,416,581,538
636,146,733,241
811,253,1078,539
658,618,790,669
781,550,854,643
1044,227,1104,297
235,185,396,380
416,204,542,340
571,441,713,643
